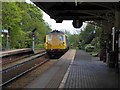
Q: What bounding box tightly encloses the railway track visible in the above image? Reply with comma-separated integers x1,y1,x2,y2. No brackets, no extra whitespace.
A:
2,50,45,70
1,49,45,65
1,51,49,87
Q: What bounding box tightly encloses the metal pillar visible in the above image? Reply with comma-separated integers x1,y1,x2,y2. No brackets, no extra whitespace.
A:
114,10,120,73
99,22,107,62
101,21,115,68
32,33,35,52
104,22,113,67
32,28,36,53
6,33,9,50
101,21,110,62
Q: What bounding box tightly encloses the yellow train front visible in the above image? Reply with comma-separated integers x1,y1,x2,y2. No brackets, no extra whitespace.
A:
45,30,69,58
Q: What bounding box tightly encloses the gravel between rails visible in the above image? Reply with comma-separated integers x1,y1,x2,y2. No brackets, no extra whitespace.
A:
3,59,58,89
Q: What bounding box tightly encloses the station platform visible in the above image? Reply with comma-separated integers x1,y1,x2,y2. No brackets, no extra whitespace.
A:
25,49,119,89
0,48,33,57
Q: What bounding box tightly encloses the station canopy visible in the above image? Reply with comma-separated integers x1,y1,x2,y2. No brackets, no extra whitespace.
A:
32,0,120,27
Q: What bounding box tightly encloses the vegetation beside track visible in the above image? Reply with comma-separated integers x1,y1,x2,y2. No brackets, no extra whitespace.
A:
2,2,51,50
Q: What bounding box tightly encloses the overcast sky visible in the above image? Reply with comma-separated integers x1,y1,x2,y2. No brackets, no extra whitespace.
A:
26,0,87,34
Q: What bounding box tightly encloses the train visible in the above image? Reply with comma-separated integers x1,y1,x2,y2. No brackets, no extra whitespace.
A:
45,30,69,58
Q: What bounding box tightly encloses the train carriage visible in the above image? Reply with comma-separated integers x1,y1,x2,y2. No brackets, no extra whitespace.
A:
45,30,69,58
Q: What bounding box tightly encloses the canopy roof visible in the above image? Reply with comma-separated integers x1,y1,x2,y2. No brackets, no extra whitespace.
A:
33,1,120,23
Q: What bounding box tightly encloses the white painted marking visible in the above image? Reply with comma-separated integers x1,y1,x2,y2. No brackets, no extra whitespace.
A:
59,49,76,88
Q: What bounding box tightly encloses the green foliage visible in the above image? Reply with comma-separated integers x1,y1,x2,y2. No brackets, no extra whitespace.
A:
80,24,95,45
85,44,95,52
2,2,52,50
69,34,80,49
35,43,45,50
2,2,22,48
79,23,103,56
64,30,71,37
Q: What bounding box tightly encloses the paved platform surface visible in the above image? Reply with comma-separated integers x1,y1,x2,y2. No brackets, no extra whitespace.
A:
25,50,119,88
64,50,119,88
25,49,76,88
0,48,32,57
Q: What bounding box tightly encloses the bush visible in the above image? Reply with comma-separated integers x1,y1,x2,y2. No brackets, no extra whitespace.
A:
85,44,95,52
35,43,45,50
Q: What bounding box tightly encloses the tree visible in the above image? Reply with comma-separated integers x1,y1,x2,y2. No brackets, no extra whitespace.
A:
79,23,103,54
79,23,95,49
2,2,52,49
2,2,23,48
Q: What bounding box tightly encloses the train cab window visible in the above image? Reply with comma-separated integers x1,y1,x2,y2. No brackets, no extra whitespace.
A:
48,35,52,41
59,35,64,41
